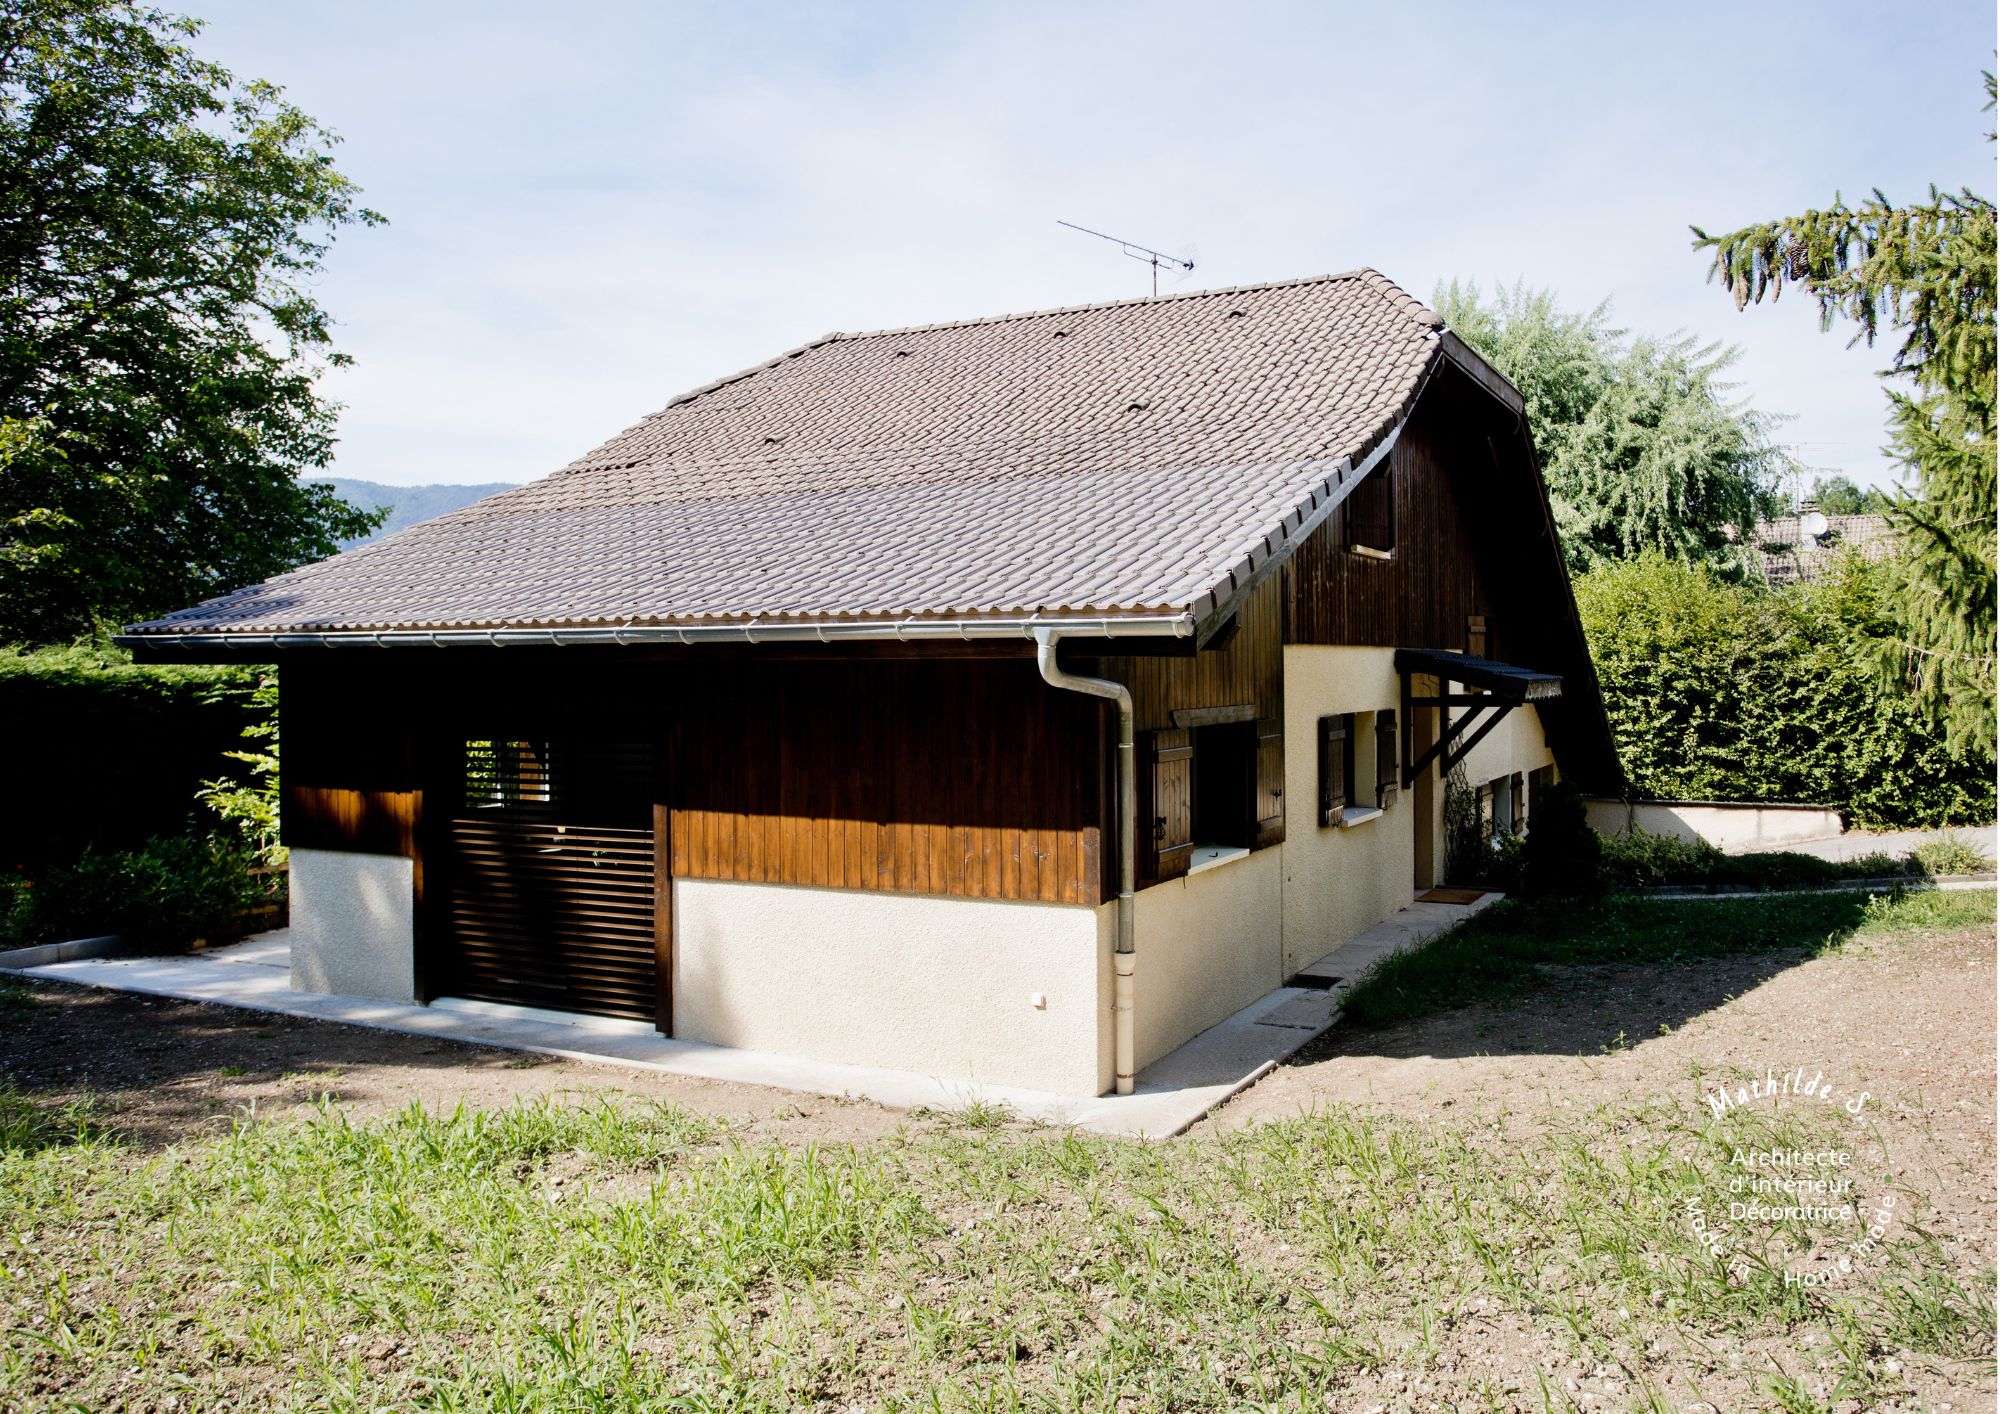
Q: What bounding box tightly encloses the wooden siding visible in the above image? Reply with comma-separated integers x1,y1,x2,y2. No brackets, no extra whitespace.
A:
1284,377,1505,655
669,659,1106,905
1098,575,1284,734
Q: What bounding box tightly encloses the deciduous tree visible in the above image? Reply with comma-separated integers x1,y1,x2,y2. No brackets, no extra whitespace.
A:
0,0,382,643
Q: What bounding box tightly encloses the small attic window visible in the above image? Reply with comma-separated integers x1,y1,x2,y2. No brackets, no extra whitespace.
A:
1226,308,1247,318
1052,330,1070,338
1346,462,1395,558
1126,400,1149,413
892,349,912,358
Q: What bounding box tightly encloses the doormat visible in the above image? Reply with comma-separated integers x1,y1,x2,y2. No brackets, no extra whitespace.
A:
1417,886,1488,905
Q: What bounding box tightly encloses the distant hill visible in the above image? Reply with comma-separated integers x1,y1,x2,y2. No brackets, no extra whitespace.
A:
317,478,521,547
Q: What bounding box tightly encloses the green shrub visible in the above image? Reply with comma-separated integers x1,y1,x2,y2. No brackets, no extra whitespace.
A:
1575,555,1994,828
3,834,272,951
1519,781,1602,897
1912,833,1996,876
1595,829,1727,888
0,642,268,868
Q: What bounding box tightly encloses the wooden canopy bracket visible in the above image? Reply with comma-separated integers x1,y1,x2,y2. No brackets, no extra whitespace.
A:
1400,683,1517,789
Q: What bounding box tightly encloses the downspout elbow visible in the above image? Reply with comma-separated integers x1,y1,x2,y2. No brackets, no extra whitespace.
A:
1034,629,1139,1096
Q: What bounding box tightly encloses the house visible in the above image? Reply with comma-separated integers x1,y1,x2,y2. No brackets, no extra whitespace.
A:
1751,512,1895,585
120,271,1620,1099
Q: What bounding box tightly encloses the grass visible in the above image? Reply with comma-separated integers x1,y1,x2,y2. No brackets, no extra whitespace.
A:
1339,886,1994,1029
0,894,1991,1408
0,1077,1990,1410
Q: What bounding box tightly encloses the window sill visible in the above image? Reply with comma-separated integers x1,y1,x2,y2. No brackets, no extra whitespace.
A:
1187,844,1253,875
1347,544,1394,561
1336,806,1385,829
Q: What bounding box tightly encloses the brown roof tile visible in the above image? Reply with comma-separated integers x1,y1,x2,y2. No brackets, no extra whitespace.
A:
128,269,1447,636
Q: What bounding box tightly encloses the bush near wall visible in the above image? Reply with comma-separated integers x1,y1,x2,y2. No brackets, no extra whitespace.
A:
1574,557,1995,829
0,643,265,868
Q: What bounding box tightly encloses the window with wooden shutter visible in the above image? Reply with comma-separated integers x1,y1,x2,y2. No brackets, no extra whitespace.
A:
1139,728,1194,883
1466,615,1487,658
1374,710,1398,808
1253,716,1285,847
1346,464,1395,557
1316,714,1349,827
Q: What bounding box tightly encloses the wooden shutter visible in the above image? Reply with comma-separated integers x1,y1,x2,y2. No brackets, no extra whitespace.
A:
1466,614,1487,658
1253,716,1285,848
1139,729,1193,883
1508,773,1526,835
1317,714,1348,827
1375,710,1398,808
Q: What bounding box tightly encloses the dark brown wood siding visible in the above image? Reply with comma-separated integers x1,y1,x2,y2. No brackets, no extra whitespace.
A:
1284,377,1505,656
668,658,1105,905
280,652,1109,908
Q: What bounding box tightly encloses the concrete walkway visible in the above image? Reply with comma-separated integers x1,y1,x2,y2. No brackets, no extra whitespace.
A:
5,896,1496,1139
1782,824,1996,865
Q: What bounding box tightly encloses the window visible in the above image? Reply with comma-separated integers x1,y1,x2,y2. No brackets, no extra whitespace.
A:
1190,722,1255,852
1346,463,1395,557
465,740,552,810
1466,614,1487,658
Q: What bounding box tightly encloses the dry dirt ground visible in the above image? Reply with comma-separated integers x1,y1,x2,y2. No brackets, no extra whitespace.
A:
0,981,915,1149
1203,913,1999,1412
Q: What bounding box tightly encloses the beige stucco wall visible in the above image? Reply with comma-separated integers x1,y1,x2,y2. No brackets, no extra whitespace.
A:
674,878,1113,1096
1278,646,1418,977
288,847,416,1002
1130,847,1285,1070
1458,699,1556,791
1584,799,1843,852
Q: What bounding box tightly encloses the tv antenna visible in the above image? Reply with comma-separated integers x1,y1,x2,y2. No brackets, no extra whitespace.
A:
1058,220,1195,296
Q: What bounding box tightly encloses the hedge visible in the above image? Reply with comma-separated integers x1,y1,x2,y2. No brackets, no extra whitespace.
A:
1574,556,1995,828
0,643,265,868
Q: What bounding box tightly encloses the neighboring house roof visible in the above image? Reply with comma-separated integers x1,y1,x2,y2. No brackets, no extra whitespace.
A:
124,270,1457,640
1752,514,1895,585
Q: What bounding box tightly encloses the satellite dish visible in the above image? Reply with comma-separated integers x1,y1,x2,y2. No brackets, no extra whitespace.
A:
1800,509,1829,539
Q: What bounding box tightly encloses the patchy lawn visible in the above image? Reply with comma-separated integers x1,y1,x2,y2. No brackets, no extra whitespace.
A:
0,892,1992,1411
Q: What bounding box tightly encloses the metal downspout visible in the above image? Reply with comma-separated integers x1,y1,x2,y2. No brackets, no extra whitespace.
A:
1032,628,1137,1096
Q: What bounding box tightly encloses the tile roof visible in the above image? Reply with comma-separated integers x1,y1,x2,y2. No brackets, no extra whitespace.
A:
1750,514,1896,585
127,269,1449,637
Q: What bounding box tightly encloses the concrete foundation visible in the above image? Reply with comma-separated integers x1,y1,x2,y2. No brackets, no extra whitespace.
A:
288,848,416,1002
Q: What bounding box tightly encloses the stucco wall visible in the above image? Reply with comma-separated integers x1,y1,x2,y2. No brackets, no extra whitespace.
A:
1279,646,1418,977
288,847,416,1002
1458,700,1556,793
674,879,1113,1096
1131,845,1285,1070
1585,799,1843,852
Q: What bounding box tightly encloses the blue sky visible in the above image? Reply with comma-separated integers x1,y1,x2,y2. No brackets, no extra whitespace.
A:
191,1,1994,491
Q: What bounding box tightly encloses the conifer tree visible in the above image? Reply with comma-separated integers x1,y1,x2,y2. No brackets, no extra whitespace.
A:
1691,74,1996,756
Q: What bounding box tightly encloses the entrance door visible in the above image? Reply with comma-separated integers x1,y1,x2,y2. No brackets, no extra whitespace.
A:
437,736,668,1029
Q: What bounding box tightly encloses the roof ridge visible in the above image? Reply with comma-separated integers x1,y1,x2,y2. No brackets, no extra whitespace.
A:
827,269,1381,342
582,269,1439,443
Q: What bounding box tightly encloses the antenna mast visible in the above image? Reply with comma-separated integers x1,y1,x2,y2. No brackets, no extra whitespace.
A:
1058,220,1195,296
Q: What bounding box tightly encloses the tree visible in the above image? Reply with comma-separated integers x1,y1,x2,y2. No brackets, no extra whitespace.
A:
0,0,382,644
1434,280,1788,573
1691,74,1996,756
1806,474,1889,516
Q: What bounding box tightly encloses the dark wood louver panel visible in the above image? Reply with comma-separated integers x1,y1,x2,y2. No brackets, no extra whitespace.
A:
1253,716,1285,847
1140,728,1193,884
439,737,663,1026
1375,710,1399,809
1317,714,1348,826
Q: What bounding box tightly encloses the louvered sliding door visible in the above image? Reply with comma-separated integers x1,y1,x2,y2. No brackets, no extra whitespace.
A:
439,737,666,1028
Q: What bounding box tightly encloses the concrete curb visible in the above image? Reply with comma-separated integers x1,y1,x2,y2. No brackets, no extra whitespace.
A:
0,935,124,970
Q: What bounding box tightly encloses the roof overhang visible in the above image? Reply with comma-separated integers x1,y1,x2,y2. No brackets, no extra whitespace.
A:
1393,647,1563,702
114,611,1197,662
